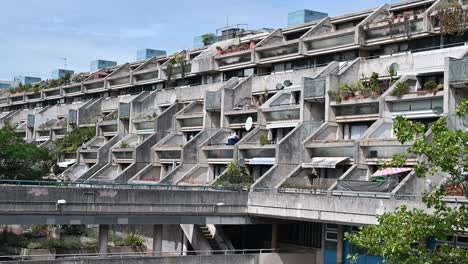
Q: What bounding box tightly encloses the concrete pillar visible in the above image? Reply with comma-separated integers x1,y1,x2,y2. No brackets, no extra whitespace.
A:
336,225,344,264
98,225,109,255
271,223,278,251
152,224,163,256
182,233,189,256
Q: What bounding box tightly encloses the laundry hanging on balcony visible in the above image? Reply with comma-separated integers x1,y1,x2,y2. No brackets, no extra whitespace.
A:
303,157,349,169
266,121,299,130
248,157,275,165
57,159,77,168
372,167,412,177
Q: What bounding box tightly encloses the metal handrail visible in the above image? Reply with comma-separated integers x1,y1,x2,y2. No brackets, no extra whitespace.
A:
0,179,466,202
0,248,282,261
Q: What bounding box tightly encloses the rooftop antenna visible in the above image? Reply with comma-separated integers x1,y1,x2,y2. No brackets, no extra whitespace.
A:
59,58,67,68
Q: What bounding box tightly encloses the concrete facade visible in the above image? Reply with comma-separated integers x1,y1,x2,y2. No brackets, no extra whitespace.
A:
0,1,467,263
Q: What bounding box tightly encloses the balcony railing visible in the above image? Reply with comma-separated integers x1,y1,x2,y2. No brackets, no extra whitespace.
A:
205,91,222,111
449,58,468,83
119,103,130,119
304,77,326,98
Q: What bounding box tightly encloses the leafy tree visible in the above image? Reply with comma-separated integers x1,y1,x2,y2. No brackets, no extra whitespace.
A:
201,33,216,46
0,124,53,180
346,100,468,263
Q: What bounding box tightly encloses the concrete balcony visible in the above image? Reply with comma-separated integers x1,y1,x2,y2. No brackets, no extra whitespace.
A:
62,83,83,97
132,57,161,85
200,129,239,164
0,97,9,107
363,15,426,45
42,87,62,100
332,101,380,122
9,93,25,105
83,79,107,94
256,40,301,64
303,28,356,55
215,49,254,71
175,101,204,132
154,132,186,164
24,91,43,103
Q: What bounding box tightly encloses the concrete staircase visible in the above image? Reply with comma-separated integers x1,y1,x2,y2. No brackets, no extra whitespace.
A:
199,225,221,251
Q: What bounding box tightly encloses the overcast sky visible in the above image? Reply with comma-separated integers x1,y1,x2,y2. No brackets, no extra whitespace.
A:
0,0,389,80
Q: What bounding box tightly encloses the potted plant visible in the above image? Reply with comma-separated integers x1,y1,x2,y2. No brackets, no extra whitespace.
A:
391,81,410,97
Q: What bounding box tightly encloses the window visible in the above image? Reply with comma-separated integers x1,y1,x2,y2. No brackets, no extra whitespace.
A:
343,123,370,140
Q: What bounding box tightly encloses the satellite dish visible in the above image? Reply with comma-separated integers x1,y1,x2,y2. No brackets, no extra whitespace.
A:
245,117,253,131
169,94,177,104
275,83,284,90
283,80,292,87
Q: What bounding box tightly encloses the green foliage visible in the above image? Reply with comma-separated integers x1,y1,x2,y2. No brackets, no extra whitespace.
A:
327,90,342,103
346,100,468,263
31,225,48,237
61,225,86,236
390,81,410,97
119,141,129,148
201,33,216,46
0,230,30,248
259,133,269,145
125,233,144,247
369,72,380,94
175,53,187,79
216,161,253,188
424,80,437,90
103,111,118,121
55,127,95,153
0,124,53,180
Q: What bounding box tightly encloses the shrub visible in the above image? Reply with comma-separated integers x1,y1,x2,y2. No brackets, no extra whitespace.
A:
61,225,86,236
391,81,410,97
125,233,144,247
259,133,269,145
327,90,342,103
55,127,96,153
424,80,437,90
120,141,129,148
216,161,253,188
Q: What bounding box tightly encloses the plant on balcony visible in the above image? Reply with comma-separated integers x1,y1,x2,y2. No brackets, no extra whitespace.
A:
259,133,269,145
346,102,468,263
327,90,342,103
423,80,437,92
434,3,468,36
55,127,95,153
165,57,177,86
368,72,381,96
119,141,129,148
175,53,187,79
201,33,216,46
387,64,398,86
390,81,410,97
103,111,118,121
216,161,253,188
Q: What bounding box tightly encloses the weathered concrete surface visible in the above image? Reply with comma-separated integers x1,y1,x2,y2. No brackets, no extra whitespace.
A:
247,192,431,225
0,185,464,225
0,186,249,225
1,253,318,264
1,254,257,264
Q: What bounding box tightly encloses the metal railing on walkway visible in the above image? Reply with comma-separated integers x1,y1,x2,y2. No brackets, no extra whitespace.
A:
0,248,281,261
